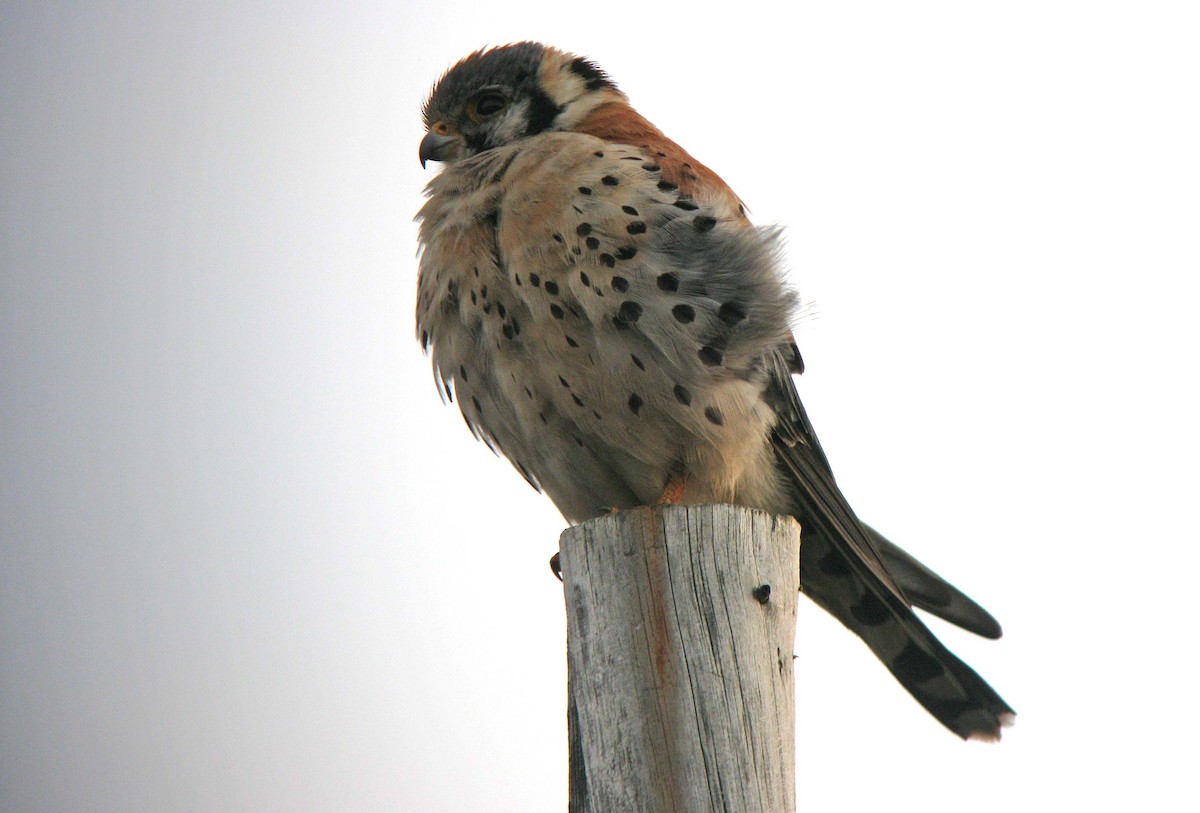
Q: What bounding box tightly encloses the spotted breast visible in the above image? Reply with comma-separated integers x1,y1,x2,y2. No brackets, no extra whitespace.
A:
417,42,1014,740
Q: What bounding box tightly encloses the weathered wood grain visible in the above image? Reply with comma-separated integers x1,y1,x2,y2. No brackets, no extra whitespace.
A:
560,504,801,813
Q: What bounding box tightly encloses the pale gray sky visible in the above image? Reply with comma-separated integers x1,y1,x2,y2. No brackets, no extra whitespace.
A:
3,2,1198,811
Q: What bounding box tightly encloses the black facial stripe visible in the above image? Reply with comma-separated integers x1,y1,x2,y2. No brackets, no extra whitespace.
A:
526,88,563,136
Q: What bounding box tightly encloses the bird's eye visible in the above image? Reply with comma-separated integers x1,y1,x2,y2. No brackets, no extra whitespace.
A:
470,92,508,120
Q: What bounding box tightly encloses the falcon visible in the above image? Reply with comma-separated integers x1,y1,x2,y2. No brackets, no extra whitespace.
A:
415,42,1014,740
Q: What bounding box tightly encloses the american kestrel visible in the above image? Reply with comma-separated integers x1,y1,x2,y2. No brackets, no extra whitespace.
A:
416,42,1014,740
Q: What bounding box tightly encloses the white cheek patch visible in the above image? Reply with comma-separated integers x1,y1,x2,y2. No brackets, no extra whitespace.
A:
538,52,626,131
540,55,588,109
493,100,531,143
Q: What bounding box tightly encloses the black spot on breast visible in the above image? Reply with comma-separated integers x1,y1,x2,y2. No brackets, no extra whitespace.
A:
576,223,592,236
545,281,559,296
626,221,647,234
530,273,541,287
480,286,488,299
593,150,604,158
718,302,747,325
674,199,700,211
621,205,638,216
459,365,468,382
514,274,522,286
496,303,506,318
601,175,619,186
550,303,565,319
643,163,660,172
580,271,590,287
552,234,564,244
693,215,717,232
704,406,724,426
611,276,629,292
578,186,592,195
524,386,533,399
615,245,637,260
673,384,692,405
502,325,514,340
559,375,571,388
510,317,520,335
631,354,645,370
599,253,615,268
850,593,890,627
658,180,678,191
420,330,429,350
572,394,584,407
894,642,946,684
628,393,643,414
566,335,579,348
586,237,600,250
618,301,643,323
698,346,723,366
472,396,482,413
672,304,695,323
470,291,477,305
657,273,679,292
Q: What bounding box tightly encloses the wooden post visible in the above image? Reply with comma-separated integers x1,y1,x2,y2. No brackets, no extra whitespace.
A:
559,504,801,813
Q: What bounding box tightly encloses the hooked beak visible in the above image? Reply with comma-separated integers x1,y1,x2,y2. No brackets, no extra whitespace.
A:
419,126,463,168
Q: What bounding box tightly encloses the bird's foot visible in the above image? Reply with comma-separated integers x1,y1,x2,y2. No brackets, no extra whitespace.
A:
656,474,688,505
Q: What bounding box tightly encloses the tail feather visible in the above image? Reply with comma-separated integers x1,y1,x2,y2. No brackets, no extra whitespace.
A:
765,350,1013,739
771,425,1014,740
801,527,1015,740
866,524,1003,640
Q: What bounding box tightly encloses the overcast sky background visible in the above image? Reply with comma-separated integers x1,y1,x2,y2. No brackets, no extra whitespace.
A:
3,2,1198,811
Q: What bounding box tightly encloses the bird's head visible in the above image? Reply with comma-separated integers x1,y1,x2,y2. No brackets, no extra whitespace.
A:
419,42,624,167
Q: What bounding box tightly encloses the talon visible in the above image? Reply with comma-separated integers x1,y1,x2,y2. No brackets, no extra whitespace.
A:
656,473,688,505
549,552,563,581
